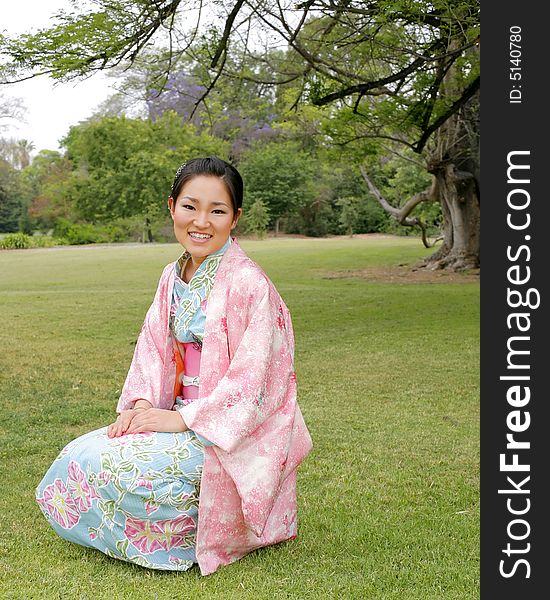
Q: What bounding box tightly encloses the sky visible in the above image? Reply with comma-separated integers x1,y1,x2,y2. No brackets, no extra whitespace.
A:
1,1,118,153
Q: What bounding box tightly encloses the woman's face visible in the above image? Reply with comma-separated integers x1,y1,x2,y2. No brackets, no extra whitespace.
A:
169,175,241,263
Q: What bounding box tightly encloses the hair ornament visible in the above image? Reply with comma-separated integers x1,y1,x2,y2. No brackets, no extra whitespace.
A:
171,161,188,195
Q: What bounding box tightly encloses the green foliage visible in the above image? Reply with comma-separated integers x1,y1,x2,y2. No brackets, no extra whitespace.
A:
53,218,109,245
18,210,33,235
289,1,479,146
30,235,68,248
337,196,362,236
0,0,479,261
238,140,315,225
241,199,270,239
378,153,442,236
0,1,180,82
0,158,23,232
50,214,174,245
287,198,338,238
379,155,432,207
358,197,390,233
336,196,389,236
5,110,438,244
20,150,74,231
63,112,228,223
0,232,68,250
0,183,22,233
0,232,32,249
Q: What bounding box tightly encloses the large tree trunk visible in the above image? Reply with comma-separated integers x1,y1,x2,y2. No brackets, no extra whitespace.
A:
421,91,480,271
422,162,480,270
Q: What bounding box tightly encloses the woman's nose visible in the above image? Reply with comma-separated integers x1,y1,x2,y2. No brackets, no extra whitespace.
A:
192,212,210,228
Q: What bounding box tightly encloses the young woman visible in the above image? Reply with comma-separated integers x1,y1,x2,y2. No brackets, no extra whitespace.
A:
35,156,313,575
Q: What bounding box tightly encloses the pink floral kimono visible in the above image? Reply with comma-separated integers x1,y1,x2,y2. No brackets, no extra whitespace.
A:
116,239,313,575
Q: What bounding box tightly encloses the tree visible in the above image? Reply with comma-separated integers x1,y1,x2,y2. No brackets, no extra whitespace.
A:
241,199,270,238
0,1,479,268
0,92,25,131
0,138,35,169
272,2,479,268
106,49,289,162
0,158,22,232
238,140,314,234
20,150,73,231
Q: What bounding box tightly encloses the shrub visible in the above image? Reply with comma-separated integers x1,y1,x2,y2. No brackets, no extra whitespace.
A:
284,199,338,237
0,233,70,250
241,199,270,239
52,215,174,245
0,233,32,249
31,235,68,248
53,218,108,245
334,196,390,236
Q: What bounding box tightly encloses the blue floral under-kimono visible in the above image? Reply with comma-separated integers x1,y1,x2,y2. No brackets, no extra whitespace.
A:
35,240,231,570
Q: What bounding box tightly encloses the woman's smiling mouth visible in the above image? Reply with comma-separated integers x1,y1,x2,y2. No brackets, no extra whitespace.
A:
188,232,213,240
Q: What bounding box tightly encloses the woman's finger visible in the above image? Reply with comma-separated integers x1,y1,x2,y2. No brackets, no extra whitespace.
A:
111,411,132,436
106,411,135,438
115,415,128,437
127,423,149,434
108,418,121,438
127,417,151,434
125,421,139,434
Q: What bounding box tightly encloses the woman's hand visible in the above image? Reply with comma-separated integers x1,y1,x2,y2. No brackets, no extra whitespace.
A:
124,408,188,435
107,410,140,438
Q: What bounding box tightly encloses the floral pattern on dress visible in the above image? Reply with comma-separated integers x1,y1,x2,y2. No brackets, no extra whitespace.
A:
67,460,99,512
124,513,195,554
37,478,81,529
36,427,205,571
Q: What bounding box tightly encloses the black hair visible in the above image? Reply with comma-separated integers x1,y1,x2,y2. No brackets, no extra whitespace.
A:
170,156,243,214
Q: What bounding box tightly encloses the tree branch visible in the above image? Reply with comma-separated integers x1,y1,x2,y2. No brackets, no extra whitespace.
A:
335,133,415,150
296,1,446,28
210,0,247,68
191,45,228,120
0,0,184,83
413,74,480,153
312,53,432,105
359,164,438,247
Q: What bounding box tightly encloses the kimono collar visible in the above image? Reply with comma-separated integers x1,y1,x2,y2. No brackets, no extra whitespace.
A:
171,237,232,343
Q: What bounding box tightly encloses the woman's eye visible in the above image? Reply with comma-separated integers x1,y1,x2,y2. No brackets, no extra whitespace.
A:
181,204,195,210
212,209,226,214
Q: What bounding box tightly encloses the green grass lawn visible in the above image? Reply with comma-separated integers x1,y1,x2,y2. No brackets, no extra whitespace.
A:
0,237,479,599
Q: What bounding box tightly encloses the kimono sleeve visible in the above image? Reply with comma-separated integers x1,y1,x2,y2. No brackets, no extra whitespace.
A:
116,264,173,412
178,283,294,454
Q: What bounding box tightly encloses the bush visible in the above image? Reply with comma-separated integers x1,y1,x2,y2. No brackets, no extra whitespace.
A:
54,219,109,245
333,196,389,236
52,215,174,245
0,233,32,249
241,199,270,239
284,199,338,237
355,198,390,234
0,232,70,250
31,235,68,248
101,224,128,243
